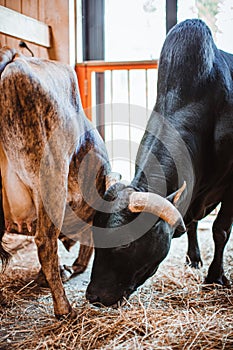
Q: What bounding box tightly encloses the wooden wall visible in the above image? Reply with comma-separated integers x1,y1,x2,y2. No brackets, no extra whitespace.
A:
0,0,70,63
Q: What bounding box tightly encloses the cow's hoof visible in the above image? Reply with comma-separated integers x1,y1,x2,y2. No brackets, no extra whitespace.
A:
55,308,77,320
204,275,231,289
0,291,8,306
63,264,86,280
60,265,73,282
35,269,49,288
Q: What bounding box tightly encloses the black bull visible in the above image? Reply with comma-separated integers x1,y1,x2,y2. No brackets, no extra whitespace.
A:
86,19,233,307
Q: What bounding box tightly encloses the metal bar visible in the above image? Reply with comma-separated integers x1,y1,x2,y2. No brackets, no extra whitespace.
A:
127,69,132,179
76,60,158,71
145,69,149,120
110,70,114,167
96,72,105,140
82,0,104,61
166,0,177,33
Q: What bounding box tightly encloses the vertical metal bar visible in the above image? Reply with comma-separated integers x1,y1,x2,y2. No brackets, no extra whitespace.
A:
145,69,149,120
166,0,177,33
82,0,105,60
127,69,132,179
82,0,105,132
110,69,114,168
96,72,105,140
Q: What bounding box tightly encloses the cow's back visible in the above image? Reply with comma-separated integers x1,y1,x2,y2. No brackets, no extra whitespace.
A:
0,57,82,171
0,54,109,234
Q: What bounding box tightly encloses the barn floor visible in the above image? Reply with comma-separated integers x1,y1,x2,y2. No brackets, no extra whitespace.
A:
0,213,233,349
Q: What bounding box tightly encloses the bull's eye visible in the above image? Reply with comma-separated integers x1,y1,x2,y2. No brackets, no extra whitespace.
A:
115,242,132,251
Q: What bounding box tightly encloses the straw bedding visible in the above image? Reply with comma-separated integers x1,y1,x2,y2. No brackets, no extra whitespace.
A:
0,216,233,350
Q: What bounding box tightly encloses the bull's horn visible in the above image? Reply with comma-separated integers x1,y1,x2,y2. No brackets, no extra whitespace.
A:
106,172,122,189
128,191,185,229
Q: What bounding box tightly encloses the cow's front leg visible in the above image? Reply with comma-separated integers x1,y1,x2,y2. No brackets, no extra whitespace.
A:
36,261,68,287
35,207,75,318
205,192,232,286
72,244,93,274
186,221,203,268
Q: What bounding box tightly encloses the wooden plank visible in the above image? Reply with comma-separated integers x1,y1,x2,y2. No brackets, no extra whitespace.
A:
21,0,39,56
45,0,69,62
4,0,21,48
0,0,7,47
0,33,6,47
5,0,21,11
37,0,49,59
0,5,50,47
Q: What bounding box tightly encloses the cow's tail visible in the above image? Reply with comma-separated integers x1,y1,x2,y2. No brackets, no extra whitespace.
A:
19,41,34,57
0,176,10,271
0,46,17,78
0,236,10,272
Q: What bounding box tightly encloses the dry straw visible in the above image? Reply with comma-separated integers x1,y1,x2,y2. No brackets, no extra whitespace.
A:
0,228,233,349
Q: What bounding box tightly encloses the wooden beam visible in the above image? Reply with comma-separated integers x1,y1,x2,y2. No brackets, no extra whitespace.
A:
0,5,50,47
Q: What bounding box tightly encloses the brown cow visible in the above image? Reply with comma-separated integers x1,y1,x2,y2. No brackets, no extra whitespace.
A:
0,47,112,318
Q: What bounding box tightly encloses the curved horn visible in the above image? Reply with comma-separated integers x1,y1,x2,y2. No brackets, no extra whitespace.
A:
128,190,185,229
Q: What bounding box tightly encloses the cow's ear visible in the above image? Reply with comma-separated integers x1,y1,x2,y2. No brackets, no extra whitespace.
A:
167,182,187,208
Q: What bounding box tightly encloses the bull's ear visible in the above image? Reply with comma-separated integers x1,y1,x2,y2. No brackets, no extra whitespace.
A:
105,172,122,190
167,182,187,208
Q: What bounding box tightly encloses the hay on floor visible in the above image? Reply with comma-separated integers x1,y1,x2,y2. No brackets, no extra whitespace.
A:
0,224,233,350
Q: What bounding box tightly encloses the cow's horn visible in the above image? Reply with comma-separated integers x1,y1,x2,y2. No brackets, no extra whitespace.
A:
106,172,122,189
128,190,185,229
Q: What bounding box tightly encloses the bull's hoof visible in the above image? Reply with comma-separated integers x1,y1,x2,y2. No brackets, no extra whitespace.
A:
185,256,203,269
204,275,231,289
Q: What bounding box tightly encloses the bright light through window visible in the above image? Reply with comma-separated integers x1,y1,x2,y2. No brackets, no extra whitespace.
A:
105,0,166,61
178,0,233,53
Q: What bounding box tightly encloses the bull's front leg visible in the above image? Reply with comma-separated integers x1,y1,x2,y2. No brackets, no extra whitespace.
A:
186,221,203,268
205,190,232,287
35,205,75,318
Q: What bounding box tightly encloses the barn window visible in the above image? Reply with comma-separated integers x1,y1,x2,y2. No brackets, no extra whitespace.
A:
178,0,233,53
105,0,166,61
76,0,233,181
